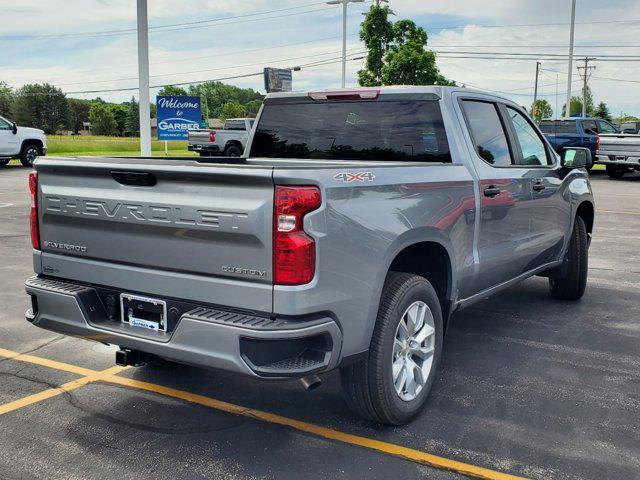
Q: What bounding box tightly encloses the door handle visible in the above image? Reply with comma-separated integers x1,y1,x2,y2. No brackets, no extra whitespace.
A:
483,185,501,197
532,182,546,192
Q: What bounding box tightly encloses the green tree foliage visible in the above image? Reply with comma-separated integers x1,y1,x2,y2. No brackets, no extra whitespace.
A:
0,81,13,117
188,82,262,118
67,98,91,134
89,103,117,136
245,99,263,117
124,96,140,137
615,114,639,124
358,4,453,87
562,86,594,116
157,86,188,97
531,99,553,122
220,101,246,120
108,104,128,136
592,101,611,121
12,83,69,133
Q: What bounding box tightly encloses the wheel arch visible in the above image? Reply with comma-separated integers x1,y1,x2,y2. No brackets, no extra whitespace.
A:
224,139,243,151
575,200,594,237
21,138,43,153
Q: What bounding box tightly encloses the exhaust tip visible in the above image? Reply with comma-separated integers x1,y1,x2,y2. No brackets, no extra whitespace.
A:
300,374,322,390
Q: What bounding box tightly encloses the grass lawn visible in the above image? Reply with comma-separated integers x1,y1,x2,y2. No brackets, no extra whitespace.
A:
45,135,197,157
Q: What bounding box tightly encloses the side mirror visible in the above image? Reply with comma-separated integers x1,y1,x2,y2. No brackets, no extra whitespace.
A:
11,123,17,134
561,147,591,169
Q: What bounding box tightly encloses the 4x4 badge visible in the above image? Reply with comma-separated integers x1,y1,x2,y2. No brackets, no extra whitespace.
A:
333,172,375,183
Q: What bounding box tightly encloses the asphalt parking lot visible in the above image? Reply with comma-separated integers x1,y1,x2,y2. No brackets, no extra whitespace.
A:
1,164,639,480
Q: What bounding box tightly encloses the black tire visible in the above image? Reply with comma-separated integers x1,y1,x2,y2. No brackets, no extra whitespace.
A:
606,165,626,178
20,143,41,167
549,216,588,300
0,158,10,168
340,272,443,425
224,144,242,157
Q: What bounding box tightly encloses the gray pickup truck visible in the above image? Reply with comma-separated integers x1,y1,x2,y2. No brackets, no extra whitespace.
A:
25,86,594,425
596,133,640,178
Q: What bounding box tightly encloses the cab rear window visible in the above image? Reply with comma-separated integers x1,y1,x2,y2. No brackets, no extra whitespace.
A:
250,100,451,163
539,120,577,134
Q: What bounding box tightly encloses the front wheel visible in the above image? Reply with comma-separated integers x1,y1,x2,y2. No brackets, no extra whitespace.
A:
20,144,41,167
549,216,588,300
340,272,443,425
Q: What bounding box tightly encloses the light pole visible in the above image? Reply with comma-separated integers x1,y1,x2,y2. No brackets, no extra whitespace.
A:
327,0,364,88
565,0,576,117
136,0,151,156
532,60,541,118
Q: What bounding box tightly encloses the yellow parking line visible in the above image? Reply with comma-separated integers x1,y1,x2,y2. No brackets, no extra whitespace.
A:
0,347,96,377
0,347,528,480
599,209,640,216
0,365,128,416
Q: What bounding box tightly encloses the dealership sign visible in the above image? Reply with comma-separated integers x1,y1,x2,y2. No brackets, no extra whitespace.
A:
156,95,202,140
264,68,292,93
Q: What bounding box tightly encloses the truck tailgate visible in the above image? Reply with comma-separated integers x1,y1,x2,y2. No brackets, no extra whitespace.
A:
35,157,274,311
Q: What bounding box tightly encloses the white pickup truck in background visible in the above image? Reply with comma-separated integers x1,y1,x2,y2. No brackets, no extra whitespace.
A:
597,133,640,178
0,115,47,167
188,118,254,157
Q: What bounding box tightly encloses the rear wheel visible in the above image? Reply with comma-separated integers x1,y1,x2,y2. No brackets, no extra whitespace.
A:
224,144,242,157
20,143,41,167
606,165,626,178
549,216,588,300
340,272,443,425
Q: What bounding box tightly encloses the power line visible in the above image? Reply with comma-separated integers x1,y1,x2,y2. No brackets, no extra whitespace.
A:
0,5,336,40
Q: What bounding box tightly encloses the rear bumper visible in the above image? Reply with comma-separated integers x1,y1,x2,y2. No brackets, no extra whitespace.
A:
25,276,343,378
188,144,220,154
596,153,640,166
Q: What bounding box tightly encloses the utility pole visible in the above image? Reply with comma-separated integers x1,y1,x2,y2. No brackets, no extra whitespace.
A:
565,0,576,117
327,0,364,88
136,0,152,156
577,57,596,117
532,60,541,119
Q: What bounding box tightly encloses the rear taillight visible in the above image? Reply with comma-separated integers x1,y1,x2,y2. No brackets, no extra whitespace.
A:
273,186,321,285
29,171,40,250
596,135,600,152
209,131,216,142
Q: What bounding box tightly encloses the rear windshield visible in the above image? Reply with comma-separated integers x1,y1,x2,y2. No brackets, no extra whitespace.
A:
539,120,577,134
250,100,451,162
225,120,246,130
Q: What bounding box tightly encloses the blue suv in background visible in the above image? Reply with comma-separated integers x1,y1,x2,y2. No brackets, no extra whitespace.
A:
539,117,619,170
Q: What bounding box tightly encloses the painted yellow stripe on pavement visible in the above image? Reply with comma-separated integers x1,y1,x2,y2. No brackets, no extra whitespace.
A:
0,347,529,480
0,365,129,416
99,374,529,480
0,347,96,377
599,209,640,216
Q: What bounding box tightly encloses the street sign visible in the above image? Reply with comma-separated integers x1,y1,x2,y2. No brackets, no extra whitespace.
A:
264,68,292,93
156,95,202,140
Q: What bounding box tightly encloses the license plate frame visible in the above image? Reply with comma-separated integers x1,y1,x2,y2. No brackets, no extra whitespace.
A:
120,293,167,332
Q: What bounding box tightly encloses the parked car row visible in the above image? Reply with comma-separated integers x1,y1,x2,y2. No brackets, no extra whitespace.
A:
187,117,254,157
0,115,47,167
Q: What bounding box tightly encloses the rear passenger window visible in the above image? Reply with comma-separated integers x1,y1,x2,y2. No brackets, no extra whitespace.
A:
506,107,550,166
462,100,512,166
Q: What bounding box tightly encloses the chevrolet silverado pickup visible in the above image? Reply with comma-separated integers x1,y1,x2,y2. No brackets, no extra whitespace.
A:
0,114,47,167
25,86,594,425
596,133,640,178
188,117,254,157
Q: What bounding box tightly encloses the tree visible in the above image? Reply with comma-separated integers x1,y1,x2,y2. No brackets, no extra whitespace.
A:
108,104,127,136
592,101,611,121
562,86,594,116
188,82,263,118
531,99,553,123
219,101,246,120
124,96,139,137
245,99,262,117
0,82,13,117
157,86,188,97
12,83,69,133
89,103,117,136
358,4,453,87
67,98,91,134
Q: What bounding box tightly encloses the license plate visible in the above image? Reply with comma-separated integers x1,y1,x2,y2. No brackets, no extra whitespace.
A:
120,293,167,331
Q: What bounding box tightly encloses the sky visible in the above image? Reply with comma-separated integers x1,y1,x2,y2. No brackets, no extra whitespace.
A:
1,0,640,117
